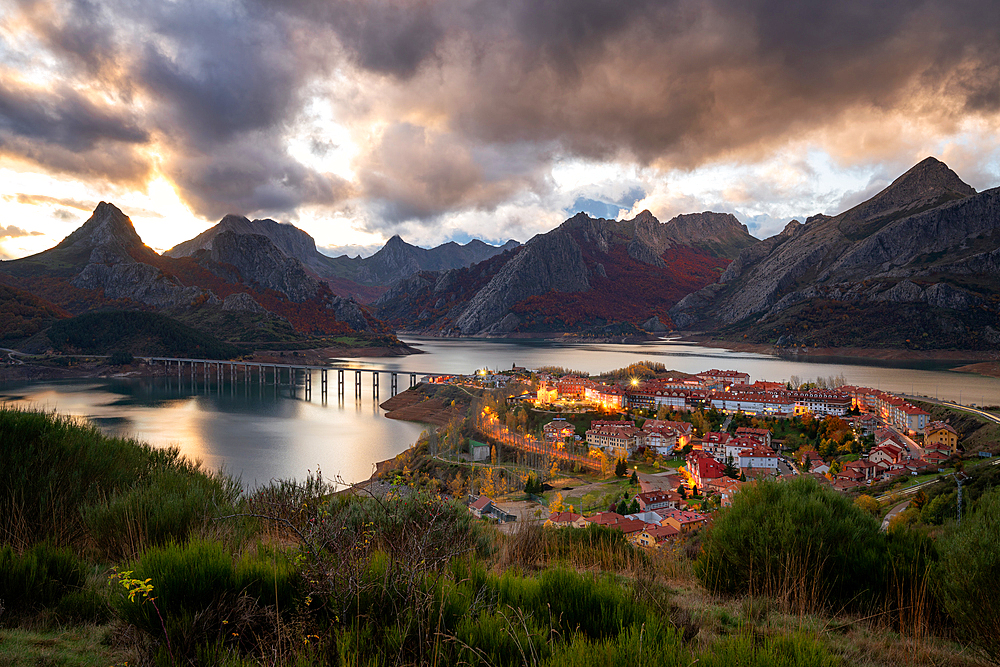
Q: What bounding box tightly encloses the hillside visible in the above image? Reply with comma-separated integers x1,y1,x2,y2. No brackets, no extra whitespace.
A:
375,210,756,336
45,310,239,359
166,215,518,301
670,158,1000,350
0,203,401,352
0,283,69,342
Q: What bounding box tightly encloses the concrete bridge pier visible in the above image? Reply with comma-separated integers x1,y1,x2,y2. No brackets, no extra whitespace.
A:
372,371,379,398
337,369,344,397
320,369,328,398
391,373,398,396
410,373,417,388
355,370,362,398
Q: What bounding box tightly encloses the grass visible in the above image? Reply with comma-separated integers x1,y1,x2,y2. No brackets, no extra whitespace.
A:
0,626,128,666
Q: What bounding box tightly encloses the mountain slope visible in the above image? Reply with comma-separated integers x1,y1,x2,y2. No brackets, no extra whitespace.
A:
375,210,756,336
166,216,519,301
669,157,1000,350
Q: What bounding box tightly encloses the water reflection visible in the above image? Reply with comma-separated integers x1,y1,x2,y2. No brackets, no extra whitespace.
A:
0,375,427,487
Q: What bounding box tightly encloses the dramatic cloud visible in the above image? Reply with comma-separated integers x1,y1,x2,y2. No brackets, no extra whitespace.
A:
2,0,1000,247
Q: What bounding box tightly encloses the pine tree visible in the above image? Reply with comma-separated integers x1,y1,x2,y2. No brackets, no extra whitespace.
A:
614,458,627,477
629,470,638,485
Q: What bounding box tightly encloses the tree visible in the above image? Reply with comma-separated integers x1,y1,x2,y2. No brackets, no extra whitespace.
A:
854,494,880,516
548,492,565,514
614,458,627,477
739,471,747,482
629,470,638,485
723,455,739,479
678,484,687,499
616,499,628,515
109,350,133,365
628,498,640,514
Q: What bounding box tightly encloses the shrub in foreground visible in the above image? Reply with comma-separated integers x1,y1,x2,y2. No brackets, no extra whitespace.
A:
695,477,886,613
115,539,299,660
937,487,1000,662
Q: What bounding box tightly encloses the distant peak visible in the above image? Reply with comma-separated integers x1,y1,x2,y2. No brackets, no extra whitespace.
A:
631,209,658,224
219,214,250,226
58,201,144,250
890,157,975,197
386,234,406,245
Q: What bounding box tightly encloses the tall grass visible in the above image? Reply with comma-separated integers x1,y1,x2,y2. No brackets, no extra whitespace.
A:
0,406,240,555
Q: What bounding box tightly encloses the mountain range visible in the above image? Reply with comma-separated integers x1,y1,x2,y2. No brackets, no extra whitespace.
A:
669,157,1000,350
165,216,518,302
374,210,757,336
2,156,997,354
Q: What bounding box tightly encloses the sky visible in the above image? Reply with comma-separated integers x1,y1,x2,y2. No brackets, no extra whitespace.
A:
3,0,1000,260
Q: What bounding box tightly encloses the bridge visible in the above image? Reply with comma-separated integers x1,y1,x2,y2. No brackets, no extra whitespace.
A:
138,357,441,400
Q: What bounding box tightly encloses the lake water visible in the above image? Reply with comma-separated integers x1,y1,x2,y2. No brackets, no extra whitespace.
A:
1,337,998,486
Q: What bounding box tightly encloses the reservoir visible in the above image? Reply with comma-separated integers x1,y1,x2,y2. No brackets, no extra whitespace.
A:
1,337,997,486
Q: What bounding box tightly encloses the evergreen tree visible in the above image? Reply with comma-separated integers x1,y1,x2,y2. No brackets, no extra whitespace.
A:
629,470,638,485
614,458,627,477
723,455,739,479
616,499,628,514
628,498,640,514
678,484,687,499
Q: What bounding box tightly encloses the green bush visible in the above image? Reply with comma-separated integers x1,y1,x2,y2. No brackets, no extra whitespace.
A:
115,539,299,660
0,543,85,621
83,467,240,559
695,477,886,612
937,487,1000,662
54,588,112,624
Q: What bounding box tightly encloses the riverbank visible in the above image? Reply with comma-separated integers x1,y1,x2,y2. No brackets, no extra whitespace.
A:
676,334,1000,368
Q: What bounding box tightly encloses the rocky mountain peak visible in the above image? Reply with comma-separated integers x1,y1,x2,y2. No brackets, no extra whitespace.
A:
898,157,975,197
837,157,976,240
631,209,657,224
58,201,144,252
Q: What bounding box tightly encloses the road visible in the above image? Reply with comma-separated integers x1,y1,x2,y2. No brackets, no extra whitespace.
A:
899,394,1000,425
881,499,910,531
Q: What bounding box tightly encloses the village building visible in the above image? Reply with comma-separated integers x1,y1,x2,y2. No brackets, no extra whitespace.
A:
586,423,643,459
544,511,587,529
661,509,710,533
636,490,682,513
635,523,680,548
686,452,728,489
697,369,751,388
737,446,779,474
536,384,558,405
734,427,772,448
924,421,959,454
543,418,576,445
468,495,517,522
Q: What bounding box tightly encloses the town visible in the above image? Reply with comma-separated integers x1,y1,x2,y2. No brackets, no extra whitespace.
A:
416,362,980,549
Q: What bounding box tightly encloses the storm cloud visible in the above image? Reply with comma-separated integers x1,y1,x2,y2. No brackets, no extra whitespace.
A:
3,0,1000,236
